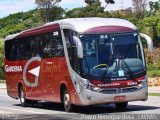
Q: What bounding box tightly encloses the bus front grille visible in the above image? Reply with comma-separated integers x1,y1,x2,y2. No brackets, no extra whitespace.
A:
100,86,142,94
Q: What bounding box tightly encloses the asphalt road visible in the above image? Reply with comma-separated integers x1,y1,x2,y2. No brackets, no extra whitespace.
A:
0,89,160,120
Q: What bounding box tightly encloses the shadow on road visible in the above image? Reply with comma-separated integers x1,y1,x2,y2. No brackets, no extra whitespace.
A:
13,102,160,114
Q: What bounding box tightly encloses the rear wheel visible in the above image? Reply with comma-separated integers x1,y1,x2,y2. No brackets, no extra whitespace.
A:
63,89,74,112
115,102,128,110
19,86,29,107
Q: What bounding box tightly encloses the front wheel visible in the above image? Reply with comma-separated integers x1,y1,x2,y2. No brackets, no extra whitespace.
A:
115,102,128,110
63,89,74,112
19,86,29,107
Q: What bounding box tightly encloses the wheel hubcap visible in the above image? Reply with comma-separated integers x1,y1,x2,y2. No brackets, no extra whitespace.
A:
20,89,24,103
64,94,70,107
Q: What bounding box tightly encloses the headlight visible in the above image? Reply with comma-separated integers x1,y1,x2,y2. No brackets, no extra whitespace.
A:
80,79,102,92
137,83,143,88
137,80,147,88
91,86,102,92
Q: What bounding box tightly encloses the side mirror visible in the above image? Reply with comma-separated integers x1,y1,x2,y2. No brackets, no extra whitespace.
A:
73,36,83,58
140,33,153,53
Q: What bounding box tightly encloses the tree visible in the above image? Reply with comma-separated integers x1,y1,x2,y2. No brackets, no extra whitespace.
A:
65,8,82,18
82,0,106,17
65,0,116,18
105,0,115,4
85,0,115,8
148,0,160,16
132,0,148,19
104,0,115,9
35,0,64,23
139,17,160,46
85,0,96,5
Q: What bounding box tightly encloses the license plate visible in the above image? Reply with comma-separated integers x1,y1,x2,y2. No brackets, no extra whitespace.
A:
114,95,126,101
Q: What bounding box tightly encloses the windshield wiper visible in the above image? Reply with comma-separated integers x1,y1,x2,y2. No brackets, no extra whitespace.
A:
102,52,114,78
121,59,134,79
82,58,90,76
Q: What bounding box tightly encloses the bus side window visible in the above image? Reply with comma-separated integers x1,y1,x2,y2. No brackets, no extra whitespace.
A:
63,29,80,74
5,40,13,61
5,40,12,61
63,29,73,63
53,31,64,56
19,39,26,60
42,31,64,58
10,39,20,61
43,33,51,57
39,34,46,57
31,36,40,57
25,38,32,59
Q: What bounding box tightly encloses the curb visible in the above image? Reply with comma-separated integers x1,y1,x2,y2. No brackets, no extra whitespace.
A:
0,83,6,89
148,86,160,94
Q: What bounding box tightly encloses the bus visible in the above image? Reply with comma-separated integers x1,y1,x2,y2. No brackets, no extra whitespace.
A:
4,18,153,112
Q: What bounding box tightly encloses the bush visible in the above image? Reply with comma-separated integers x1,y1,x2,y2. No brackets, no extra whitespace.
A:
148,70,160,77
145,48,160,77
0,38,4,79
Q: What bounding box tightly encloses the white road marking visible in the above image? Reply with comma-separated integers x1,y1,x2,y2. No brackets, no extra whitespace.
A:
0,95,9,97
0,107,81,119
0,107,44,114
0,110,13,114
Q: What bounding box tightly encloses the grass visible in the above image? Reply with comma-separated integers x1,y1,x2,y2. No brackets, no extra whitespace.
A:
149,93,160,97
148,70,160,77
0,80,5,83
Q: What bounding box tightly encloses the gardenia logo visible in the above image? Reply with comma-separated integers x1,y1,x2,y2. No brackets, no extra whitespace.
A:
98,83,120,87
5,65,22,72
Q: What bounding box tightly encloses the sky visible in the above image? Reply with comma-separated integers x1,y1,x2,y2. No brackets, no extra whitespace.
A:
0,0,156,18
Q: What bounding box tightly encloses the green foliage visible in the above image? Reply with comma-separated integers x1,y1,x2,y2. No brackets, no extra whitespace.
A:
149,0,160,16
148,70,160,77
65,8,82,18
35,0,64,23
0,38,4,79
0,0,160,78
65,0,110,18
0,80,5,83
147,61,160,77
148,62,160,71
149,93,160,96
0,9,44,38
145,48,160,77
37,7,64,23
137,16,160,46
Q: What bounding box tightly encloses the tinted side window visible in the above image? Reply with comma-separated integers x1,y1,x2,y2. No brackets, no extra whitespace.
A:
42,31,64,58
63,29,80,74
25,38,32,59
19,39,26,60
30,36,40,57
5,30,64,61
5,40,12,60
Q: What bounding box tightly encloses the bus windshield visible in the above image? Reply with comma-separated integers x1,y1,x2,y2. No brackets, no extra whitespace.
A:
80,32,145,80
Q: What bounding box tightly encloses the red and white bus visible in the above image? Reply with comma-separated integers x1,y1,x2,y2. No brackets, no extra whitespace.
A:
4,18,153,112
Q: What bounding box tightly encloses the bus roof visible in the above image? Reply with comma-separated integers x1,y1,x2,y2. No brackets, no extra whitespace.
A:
5,18,137,41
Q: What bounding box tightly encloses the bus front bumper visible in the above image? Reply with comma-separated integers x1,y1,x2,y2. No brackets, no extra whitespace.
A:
78,86,148,106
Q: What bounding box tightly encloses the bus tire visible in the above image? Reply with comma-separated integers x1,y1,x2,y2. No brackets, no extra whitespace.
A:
115,102,128,110
19,86,29,107
63,89,74,112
